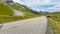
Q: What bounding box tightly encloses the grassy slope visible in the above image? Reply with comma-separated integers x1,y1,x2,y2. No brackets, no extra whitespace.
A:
0,2,39,23
48,12,60,34
8,3,33,13
49,12,60,16
0,3,13,15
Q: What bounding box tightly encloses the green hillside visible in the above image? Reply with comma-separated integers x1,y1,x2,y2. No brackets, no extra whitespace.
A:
47,12,60,34
0,3,34,15
0,3,13,15
0,0,39,23
48,12,60,16
9,3,32,13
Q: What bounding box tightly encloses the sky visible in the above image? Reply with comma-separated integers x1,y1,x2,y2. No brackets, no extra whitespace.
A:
13,0,60,12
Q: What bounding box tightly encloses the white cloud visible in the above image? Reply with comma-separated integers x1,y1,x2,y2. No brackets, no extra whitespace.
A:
13,0,60,12
13,0,19,2
13,0,53,6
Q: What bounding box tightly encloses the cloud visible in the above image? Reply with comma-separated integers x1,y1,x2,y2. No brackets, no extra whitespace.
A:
13,0,60,12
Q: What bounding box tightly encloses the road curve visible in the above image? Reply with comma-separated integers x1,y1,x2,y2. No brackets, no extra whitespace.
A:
0,16,48,34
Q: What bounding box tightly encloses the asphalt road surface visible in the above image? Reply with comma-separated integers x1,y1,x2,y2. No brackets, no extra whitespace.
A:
0,16,48,34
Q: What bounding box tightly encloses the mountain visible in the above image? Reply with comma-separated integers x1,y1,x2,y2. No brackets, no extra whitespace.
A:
0,0,39,16
0,0,39,23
